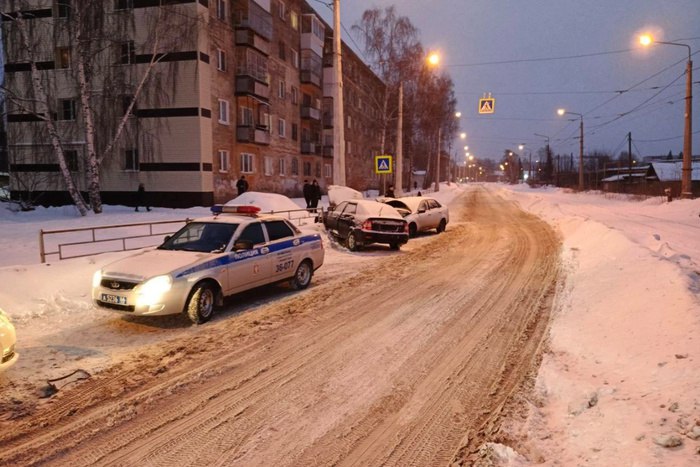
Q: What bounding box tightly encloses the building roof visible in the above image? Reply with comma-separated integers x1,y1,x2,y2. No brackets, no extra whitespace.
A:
649,161,700,182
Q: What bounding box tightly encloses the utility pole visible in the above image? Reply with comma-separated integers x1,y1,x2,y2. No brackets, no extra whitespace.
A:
682,56,693,198
331,0,346,186
395,82,403,195
627,131,632,189
435,126,441,192
578,118,584,190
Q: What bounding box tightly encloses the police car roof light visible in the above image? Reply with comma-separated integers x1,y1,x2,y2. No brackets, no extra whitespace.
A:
211,204,261,215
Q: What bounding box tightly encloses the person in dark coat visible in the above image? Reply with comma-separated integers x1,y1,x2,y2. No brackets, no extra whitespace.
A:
309,179,322,209
135,183,150,212
236,175,249,196
302,180,312,208
386,185,395,198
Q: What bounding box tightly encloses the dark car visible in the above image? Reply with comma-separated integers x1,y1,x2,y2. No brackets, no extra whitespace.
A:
323,199,408,251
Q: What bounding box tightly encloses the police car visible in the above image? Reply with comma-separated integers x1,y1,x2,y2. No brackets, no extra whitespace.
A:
92,205,324,324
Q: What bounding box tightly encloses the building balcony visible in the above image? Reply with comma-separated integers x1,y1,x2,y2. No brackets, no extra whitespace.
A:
322,145,333,157
301,141,317,154
235,29,270,56
300,70,321,87
235,76,269,100
233,0,273,41
237,125,270,145
301,106,321,121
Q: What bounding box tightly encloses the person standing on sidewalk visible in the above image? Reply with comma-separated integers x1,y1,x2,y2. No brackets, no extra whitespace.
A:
135,183,150,212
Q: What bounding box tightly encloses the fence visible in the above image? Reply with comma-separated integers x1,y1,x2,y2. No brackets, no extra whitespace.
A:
38,207,324,263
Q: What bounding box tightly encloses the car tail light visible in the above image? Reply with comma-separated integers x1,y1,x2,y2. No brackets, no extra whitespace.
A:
362,219,373,230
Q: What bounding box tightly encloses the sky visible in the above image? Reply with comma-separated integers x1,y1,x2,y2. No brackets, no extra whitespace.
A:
317,0,700,162
1,184,699,464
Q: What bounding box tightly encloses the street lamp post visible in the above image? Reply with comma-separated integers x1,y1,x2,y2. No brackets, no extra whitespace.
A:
534,133,551,183
557,109,584,191
640,35,693,198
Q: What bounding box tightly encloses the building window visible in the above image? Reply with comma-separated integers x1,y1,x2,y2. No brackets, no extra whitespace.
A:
315,162,321,178
291,86,298,104
56,47,71,69
324,163,332,178
290,11,298,30
239,106,253,126
218,150,230,172
216,49,226,72
58,99,76,120
56,0,71,18
264,156,274,176
303,161,311,177
277,1,286,20
240,152,254,173
218,99,229,124
65,149,78,171
278,118,286,137
278,80,286,99
291,123,298,141
291,158,299,175
125,149,139,171
278,41,286,61
346,141,352,154
119,41,135,65
114,0,133,10
216,0,226,21
121,94,136,116
279,158,287,176
347,115,352,129
291,49,299,68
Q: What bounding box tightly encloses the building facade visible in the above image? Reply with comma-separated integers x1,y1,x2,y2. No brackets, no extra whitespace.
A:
2,0,384,207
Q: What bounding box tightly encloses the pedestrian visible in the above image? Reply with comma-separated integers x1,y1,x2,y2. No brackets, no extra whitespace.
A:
310,179,322,209
413,180,418,191
135,183,150,212
386,185,395,198
236,175,249,196
303,179,312,208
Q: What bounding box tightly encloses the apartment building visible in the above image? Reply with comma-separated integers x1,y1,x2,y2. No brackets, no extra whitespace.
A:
2,0,384,207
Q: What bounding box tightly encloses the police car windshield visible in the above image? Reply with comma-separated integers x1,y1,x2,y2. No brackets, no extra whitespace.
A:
159,222,239,253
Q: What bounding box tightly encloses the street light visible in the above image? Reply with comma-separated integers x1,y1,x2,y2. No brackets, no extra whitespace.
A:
640,34,693,198
557,108,584,191
519,144,532,181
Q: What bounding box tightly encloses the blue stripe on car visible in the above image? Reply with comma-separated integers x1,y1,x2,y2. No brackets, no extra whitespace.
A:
175,234,321,279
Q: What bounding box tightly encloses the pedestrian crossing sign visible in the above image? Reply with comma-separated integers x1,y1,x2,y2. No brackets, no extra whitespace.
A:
375,155,393,174
479,98,495,114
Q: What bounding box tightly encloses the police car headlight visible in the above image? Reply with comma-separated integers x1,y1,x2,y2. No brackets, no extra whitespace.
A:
92,270,103,288
136,275,173,307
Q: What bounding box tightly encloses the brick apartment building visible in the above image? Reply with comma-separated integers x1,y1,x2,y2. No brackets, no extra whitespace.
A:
1,0,385,207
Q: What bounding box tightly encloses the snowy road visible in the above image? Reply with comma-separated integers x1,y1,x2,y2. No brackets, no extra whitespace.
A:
0,186,561,466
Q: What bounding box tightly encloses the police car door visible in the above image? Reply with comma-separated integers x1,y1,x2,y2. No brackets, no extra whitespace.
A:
227,221,271,293
263,220,301,282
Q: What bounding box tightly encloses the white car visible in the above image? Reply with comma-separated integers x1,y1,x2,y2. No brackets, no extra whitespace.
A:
381,196,449,237
0,307,18,373
92,205,325,324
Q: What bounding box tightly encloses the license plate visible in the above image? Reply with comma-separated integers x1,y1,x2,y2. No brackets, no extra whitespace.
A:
101,293,128,305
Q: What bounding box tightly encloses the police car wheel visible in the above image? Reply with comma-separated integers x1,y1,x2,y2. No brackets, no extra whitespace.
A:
390,242,401,250
347,232,361,251
409,223,417,238
437,219,447,233
290,260,313,290
186,283,215,324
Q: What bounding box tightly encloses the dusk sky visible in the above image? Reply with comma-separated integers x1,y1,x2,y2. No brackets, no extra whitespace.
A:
317,0,699,162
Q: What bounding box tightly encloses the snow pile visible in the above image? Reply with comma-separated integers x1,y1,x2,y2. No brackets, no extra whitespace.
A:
494,185,700,466
225,191,302,213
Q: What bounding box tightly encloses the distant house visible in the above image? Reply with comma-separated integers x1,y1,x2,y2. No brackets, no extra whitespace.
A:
601,160,700,197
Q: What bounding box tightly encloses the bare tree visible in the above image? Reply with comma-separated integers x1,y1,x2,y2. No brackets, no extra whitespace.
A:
2,1,199,215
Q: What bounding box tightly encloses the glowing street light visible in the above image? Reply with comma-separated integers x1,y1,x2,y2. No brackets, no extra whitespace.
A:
460,132,467,140
640,33,693,198
557,108,584,191
427,52,440,66
455,111,462,118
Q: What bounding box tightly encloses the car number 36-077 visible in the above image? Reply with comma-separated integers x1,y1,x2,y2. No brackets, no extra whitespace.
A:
276,260,294,273
101,293,127,305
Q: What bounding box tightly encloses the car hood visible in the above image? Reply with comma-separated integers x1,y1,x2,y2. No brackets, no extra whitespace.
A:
101,248,215,282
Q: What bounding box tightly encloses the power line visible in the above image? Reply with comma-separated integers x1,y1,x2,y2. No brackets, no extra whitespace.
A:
449,48,634,67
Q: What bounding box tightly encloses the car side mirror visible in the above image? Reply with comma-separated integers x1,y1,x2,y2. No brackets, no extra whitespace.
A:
163,235,171,242
233,239,254,251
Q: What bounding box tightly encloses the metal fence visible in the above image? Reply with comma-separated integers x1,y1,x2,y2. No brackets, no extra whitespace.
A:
38,207,324,263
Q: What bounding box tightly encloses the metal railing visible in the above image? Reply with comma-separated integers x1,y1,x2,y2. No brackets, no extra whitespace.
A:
39,219,190,263
38,207,325,263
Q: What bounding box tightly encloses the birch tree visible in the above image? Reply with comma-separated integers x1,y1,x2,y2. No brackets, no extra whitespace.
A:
2,1,198,215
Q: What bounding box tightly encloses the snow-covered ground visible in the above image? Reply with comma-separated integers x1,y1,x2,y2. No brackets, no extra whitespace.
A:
0,183,698,465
